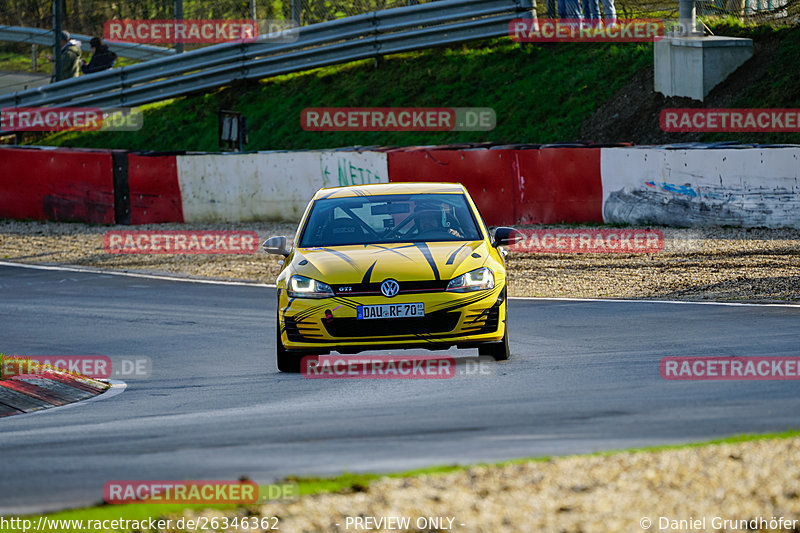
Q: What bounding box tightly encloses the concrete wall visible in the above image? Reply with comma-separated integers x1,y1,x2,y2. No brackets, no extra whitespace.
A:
176,151,389,222
601,147,800,228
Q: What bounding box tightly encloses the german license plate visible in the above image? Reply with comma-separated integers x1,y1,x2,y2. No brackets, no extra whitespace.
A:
356,303,425,320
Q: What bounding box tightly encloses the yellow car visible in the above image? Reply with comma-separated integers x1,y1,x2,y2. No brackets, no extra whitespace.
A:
262,182,522,372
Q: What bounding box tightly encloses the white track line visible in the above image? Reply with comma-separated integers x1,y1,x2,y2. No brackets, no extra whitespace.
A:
2,260,799,308
510,295,800,308
0,261,275,288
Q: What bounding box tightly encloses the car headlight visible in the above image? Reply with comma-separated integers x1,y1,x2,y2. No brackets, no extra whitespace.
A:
288,275,334,298
446,267,494,292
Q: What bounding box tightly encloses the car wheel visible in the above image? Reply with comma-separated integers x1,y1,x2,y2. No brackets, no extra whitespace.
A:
478,321,510,361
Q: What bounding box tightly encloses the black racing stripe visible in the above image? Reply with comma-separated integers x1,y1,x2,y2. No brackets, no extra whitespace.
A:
319,247,360,271
432,289,498,313
362,261,377,284
467,308,492,323
366,243,414,259
294,302,332,320
332,297,360,309
280,296,297,335
437,296,485,313
414,242,440,281
445,243,468,265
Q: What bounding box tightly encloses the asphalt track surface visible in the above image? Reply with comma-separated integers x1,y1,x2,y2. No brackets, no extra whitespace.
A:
0,71,49,95
1,263,799,514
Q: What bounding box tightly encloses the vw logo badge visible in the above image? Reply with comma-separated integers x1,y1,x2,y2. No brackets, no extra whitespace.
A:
380,279,400,298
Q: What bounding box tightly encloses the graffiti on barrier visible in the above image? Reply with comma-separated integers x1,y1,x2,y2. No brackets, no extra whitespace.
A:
321,157,386,187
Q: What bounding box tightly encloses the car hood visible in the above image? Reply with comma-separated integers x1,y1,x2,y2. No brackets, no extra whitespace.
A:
290,241,490,284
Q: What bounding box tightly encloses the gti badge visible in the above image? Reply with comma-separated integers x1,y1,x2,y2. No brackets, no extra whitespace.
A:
380,279,400,297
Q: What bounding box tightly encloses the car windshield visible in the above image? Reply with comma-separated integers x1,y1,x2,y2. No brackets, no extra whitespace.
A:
299,193,483,247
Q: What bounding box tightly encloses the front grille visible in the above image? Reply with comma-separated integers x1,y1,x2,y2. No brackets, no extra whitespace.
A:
332,280,449,296
322,311,461,338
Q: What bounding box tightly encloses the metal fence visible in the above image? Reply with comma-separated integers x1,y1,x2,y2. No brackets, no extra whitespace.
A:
0,0,437,41
0,0,534,112
1,0,798,51
0,26,174,60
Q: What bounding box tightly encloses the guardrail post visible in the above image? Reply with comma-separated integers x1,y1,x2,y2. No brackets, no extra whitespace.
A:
174,0,184,53
291,0,301,25
53,0,62,81
372,12,382,68
522,0,537,21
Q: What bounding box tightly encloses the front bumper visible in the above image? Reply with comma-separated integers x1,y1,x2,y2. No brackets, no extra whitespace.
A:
279,285,506,354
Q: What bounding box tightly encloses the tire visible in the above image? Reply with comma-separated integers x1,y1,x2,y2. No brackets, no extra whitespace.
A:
478,318,510,361
276,319,301,373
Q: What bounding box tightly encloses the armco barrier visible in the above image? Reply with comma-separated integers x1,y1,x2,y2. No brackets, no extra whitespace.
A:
601,146,800,228
387,149,518,226
387,146,604,226
514,147,603,224
3,144,800,228
127,153,184,224
0,146,114,223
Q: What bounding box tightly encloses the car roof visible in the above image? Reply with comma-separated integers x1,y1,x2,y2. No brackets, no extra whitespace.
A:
313,182,467,200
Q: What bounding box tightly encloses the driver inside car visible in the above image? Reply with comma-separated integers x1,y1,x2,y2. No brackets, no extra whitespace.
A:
414,208,463,239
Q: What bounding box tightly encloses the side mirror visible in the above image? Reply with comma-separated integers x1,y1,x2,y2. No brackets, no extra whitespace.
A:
262,236,290,256
493,227,523,248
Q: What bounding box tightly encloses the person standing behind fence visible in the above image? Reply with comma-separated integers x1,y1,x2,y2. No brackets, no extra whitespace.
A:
81,37,117,74
48,30,81,82
601,0,617,23
557,0,582,19
582,0,601,24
